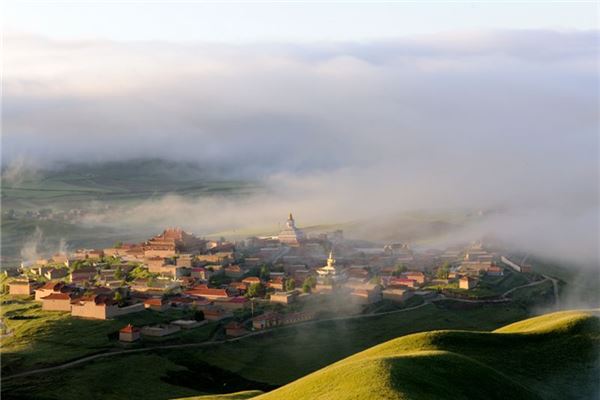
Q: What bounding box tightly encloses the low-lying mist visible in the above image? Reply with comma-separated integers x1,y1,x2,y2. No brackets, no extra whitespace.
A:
2,29,598,272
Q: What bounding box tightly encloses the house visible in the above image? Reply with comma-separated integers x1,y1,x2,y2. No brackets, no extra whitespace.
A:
144,297,169,311
267,276,285,291
191,267,212,280
252,311,315,330
73,249,104,260
225,321,247,337
459,276,477,290
252,312,282,330
388,278,417,288
347,267,370,281
176,254,194,268
242,276,262,286
169,296,195,309
184,285,230,300
196,252,234,264
459,261,494,274
9,279,40,295
382,288,414,302
403,271,426,285
229,281,248,294
41,292,75,311
71,294,144,320
50,253,69,266
214,296,249,311
147,261,186,279
350,287,382,304
70,266,97,284
145,256,165,272
35,281,71,300
224,265,247,279
44,268,69,280
132,278,180,293
487,266,504,276
119,324,141,342
270,291,298,304
203,306,232,321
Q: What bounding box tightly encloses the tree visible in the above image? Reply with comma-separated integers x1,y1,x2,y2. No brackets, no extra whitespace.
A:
302,276,316,293
247,282,266,298
437,262,451,279
129,265,152,280
393,263,407,276
114,266,124,280
113,291,124,306
285,277,296,291
370,275,382,285
259,264,270,281
193,310,205,321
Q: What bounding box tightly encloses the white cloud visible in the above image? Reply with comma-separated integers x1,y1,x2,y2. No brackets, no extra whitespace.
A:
2,30,598,266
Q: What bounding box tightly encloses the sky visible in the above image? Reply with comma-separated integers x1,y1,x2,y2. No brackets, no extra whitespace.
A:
3,1,599,43
1,2,599,266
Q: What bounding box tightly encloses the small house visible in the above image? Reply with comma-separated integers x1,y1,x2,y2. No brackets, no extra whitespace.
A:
119,324,141,342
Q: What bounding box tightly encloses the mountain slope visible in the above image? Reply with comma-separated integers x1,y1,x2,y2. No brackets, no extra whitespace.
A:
253,310,599,400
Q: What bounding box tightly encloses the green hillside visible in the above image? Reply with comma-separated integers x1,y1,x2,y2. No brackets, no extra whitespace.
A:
254,310,600,400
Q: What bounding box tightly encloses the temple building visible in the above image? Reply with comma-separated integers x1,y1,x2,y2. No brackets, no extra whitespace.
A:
278,213,305,246
316,251,346,290
144,228,206,257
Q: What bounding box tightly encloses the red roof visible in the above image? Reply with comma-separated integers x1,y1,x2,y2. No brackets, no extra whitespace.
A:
120,324,140,333
40,281,64,291
144,298,166,306
41,293,71,300
242,276,261,283
185,287,229,297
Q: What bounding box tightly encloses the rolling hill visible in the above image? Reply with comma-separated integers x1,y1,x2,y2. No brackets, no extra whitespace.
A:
242,310,600,400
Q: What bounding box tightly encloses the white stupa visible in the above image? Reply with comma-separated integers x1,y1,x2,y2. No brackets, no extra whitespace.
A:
278,213,305,246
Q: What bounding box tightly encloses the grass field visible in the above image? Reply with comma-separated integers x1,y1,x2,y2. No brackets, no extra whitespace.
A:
255,310,600,400
0,296,219,376
175,392,264,400
1,300,531,399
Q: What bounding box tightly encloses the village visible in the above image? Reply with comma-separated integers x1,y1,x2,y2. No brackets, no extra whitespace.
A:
4,213,542,345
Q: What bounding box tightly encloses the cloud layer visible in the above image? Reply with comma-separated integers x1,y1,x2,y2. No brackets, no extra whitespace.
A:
2,29,599,266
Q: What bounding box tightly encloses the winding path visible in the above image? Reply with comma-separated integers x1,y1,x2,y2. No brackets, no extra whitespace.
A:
4,275,562,380
3,301,430,380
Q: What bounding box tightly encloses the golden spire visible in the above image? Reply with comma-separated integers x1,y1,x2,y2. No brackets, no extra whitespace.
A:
289,212,293,221
327,250,335,267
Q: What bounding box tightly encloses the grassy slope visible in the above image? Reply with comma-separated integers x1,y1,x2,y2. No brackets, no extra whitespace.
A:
0,297,218,376
174,392,264,400
1,301,529,400
181,302,528,385
256,310,600,400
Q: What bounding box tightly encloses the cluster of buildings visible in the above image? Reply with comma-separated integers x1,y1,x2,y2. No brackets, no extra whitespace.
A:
6,213,532,338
